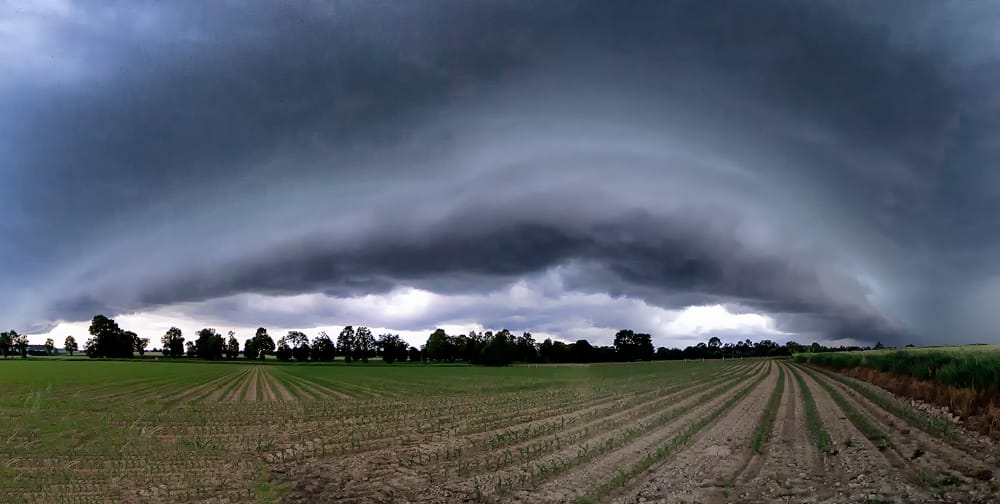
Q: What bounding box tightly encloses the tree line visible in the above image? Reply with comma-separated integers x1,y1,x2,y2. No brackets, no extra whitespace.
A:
2,314,886,365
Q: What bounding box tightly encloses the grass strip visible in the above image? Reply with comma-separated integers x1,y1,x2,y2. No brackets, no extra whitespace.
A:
752,365,786,453
789,365,833,455
580,364,772,502
796,364,891,451
807,365,952,439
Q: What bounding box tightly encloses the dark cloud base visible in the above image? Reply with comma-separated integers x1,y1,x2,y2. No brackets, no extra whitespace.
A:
3,0,998,345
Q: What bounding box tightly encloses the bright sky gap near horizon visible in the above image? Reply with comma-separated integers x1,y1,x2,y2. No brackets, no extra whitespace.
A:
2,0,999,349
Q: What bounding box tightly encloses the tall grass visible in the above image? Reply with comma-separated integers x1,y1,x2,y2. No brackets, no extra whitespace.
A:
794,346,1000,397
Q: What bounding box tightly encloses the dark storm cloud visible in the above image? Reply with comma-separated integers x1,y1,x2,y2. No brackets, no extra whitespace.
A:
67,202,898,343
3,0,997,344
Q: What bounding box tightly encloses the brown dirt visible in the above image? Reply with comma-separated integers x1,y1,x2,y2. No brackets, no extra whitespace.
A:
607,362,778,504
243,368,259,402
268,372,296,401
814,366,1000,466
259,368,279,401
737,363,835,502
792,366,933,503
834,366,998,434
275,364,765,503
268,360,997,504
507,363,769,502
805,366,998,503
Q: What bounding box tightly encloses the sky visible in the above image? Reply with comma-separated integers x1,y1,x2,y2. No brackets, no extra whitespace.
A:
2,0,999,349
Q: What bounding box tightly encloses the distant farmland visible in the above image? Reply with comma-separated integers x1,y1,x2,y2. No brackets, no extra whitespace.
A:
1,358,998,503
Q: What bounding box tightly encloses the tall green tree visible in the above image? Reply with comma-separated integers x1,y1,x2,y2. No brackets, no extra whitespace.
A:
161,327,185,358
225,331,240,359
515,332,538,362
195,328,224,360
243,338,256,360
337,326,356,363
13,332,28,358
88,315,133,358
613,329,654,361
44,338,55,355
355,326,373,363
311,331,336,361
479,329,515,366
425,328,450,362
286,331,310,361
126,331,147,357
64,335,78,356
252,327,275,361
0,331,11,358
377,333,407,364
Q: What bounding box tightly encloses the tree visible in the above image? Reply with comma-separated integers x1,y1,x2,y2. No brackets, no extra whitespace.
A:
275,338,292,361
355,326,374,363
479,329,515,366
407,346,422,363
195,328,224,360
377,333,407,364
571,339,594,363
286,331,311,361
311,331,336,361
0,331,11,358
185,341,196,357
126,331,147,357
44,338,55,355
161,327,185,358
253,327,275,362
425,328,450,362
613,329,654,361
13,332,28,358
243,338,257,360
64,335,78,356
515,332,538,363
88,315,133,358
225,331,240,359
337,326,356,363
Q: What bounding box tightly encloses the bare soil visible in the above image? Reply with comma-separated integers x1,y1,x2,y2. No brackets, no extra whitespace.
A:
269,361,998,504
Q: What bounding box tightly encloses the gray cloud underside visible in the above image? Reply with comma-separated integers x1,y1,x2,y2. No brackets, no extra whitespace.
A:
3,0,999,343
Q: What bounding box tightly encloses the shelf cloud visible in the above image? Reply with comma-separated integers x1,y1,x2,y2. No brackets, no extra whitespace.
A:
3,0,998,346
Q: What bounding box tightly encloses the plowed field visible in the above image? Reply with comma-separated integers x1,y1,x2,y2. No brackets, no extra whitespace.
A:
1,359,997,503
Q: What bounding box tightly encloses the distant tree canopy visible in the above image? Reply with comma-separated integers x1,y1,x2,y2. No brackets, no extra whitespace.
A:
337,326,356,363
2,312,885,366
246,327,275,361
0,331,12,358
377,333,407,364
614,330,655,361
63,335,78,356
161,327,185,358
85,315,134,358
311,331,336,361
195,328,225,360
